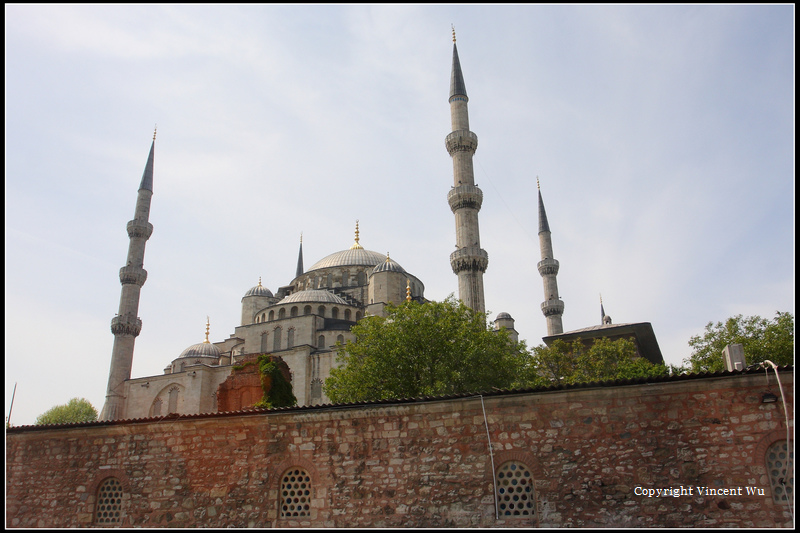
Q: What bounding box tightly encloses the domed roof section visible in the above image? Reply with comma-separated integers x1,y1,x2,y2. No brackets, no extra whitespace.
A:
372,253,406,274
178,318,221,359
279,289,349,306
496,312,513,320
306,220,386,272
243,277,273,298
178,341,221,359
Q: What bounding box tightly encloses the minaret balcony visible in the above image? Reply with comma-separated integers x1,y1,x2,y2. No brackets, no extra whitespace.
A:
445,130,478,155
110,315,143,337
126,219,154,240
541,299,565,317
450,246,489,274
119,265,148,286
537,258,560,276
447,185,483,212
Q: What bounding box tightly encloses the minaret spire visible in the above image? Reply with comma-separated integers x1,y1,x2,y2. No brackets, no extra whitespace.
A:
446,34,488,315
537,180,564,335
295,233,304,278
100,135,156,421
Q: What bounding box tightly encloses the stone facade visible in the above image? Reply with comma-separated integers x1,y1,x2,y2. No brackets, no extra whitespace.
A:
6,369,794,528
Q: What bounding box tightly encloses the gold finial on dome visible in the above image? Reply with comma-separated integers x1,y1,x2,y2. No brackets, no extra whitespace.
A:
406,279,412,301
452,24,456,43
537,176,540,190
153,124,157,141
257,276,262,287
350,220,363,250
204,316,210,344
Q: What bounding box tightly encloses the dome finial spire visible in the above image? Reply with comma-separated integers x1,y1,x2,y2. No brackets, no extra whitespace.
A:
406,279,412,301
204,316,210,344
452,24,456,43
153,124,157,141
537,176,540,190
350,220,363,250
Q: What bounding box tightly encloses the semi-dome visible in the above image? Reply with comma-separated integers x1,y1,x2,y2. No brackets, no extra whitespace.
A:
243,278,274,298
372,254,406,274
279,289,350,306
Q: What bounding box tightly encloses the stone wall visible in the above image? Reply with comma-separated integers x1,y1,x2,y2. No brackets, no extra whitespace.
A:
6,370,794,528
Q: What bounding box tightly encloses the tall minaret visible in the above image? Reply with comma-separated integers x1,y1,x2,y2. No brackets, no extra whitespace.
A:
537,179,564,335
446,29,488,315
100,132,156,421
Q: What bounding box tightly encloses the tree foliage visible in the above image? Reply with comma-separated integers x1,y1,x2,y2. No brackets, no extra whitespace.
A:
683,312,794,373
324,296,533,403
529,337,669,386
35,397,98,425
254,354,297,409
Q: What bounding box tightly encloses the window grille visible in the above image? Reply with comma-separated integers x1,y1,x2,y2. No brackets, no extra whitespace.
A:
280,468,312,518
496,461,535,517
767,440,794,504
94,477,123,525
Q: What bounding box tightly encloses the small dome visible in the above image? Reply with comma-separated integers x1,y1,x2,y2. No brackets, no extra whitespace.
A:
372,255,406,274
279,289,349,306
178,341,221,359
495,312,513,320
243,278,273,298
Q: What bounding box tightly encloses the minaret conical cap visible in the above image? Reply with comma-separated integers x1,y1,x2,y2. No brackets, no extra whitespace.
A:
139,132,155,192
450,43,468,99
537,184,551,234
296,233,304,278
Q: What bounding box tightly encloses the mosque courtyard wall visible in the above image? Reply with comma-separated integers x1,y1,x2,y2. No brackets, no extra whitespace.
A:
6,369,793,528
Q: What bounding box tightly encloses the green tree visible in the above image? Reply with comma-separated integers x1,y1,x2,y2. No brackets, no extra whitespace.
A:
35,397,98,425
530,338,669,386
684,312,794,373
324,296,533,403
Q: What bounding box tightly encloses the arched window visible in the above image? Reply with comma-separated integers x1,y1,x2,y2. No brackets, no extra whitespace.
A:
767,440,794,504
496,461,535,517
261,312,266,322
318,305,326,317
357,271,366,285
151,398,162,417
355,311,362,321
337,334,344,345
342,270,349,287
327,273,333,287
167,386,180,414
279,308,286,319
274,327,282,351
261,332,269,353
287,328,295,349
310,378,323,403
331,307,339,319
94,477,124,525
344,309,351,321
304,305,312,315
318,335,325,349
268,310,275,321
291,306,298,317
280,467,312,518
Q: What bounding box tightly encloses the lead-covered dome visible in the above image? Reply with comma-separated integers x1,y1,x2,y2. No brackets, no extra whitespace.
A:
243,278,273,298
279,289,350,306
306,220,386,272
372,254,406,274
178,341,221,359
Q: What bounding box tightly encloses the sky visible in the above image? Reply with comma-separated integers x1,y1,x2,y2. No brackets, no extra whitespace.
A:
5,4,794,426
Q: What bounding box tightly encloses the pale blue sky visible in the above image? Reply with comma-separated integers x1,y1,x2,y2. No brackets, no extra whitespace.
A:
5,4,794,426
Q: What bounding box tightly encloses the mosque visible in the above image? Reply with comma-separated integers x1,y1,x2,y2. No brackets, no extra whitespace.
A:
98,35,660,422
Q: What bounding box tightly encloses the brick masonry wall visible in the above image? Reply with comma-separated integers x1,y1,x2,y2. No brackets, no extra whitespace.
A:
6,371,794,528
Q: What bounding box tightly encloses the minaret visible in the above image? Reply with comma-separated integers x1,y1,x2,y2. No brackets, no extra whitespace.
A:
100,132,156,421
296,233,304,278
537,179,564,335
446,29,488,315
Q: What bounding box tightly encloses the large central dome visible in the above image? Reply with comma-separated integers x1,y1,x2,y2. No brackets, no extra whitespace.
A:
307,248,387,272
306,221,386,272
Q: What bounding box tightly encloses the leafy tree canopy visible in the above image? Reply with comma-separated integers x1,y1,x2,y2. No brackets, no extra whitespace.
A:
324,296,533,403
529,337,669,386
35,397,98,425
683,312,794,373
